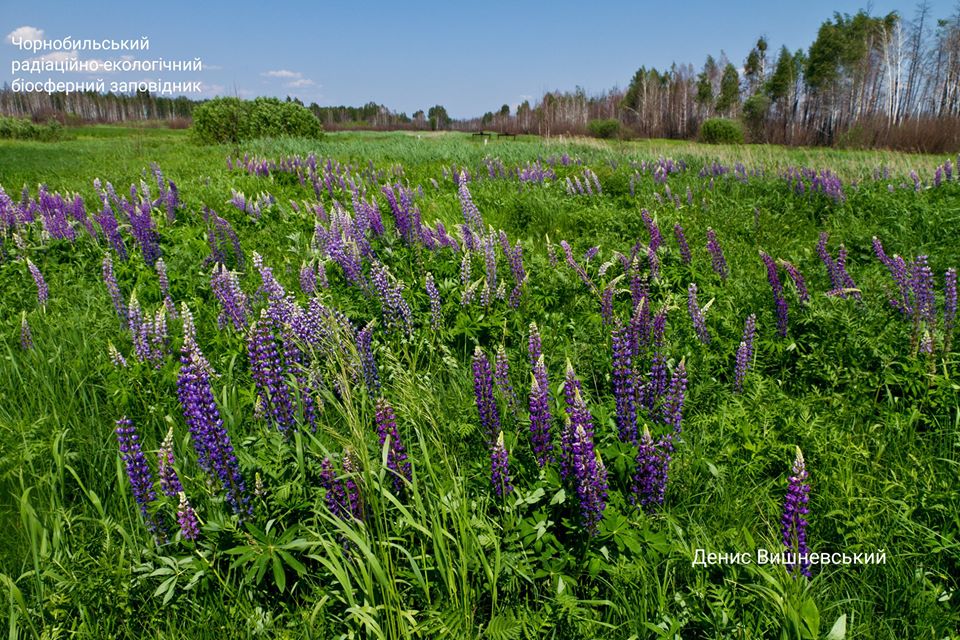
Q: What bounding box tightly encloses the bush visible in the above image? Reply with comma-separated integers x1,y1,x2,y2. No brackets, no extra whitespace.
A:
699,118,745,144
0,116,67,141
191,97,323,144
588,118,621,139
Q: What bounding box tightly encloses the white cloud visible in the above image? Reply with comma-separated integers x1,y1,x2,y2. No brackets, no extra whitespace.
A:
6,25,44,45
285,78,315,88
262,69,301,79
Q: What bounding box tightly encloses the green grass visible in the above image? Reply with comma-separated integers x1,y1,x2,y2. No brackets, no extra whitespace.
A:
0,128,958,639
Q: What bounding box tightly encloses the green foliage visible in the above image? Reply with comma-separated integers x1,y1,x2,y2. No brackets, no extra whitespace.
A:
0,116,66,141
587,119,620,139
0,129,958,639
715,63,741,115
699,117,745,144
190,97,322,144
742,94,771,142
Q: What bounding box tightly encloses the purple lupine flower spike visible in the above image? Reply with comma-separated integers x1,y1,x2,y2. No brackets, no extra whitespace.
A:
734,314,757,393
529,357,553,467
673,223,692,265
299,262,317,296
612,321,637,444
569,408,608,535
705,228,728,280
357,323,380,396
528,322,542,369
177,304,249,516
115,417,156,520
157,427,184,498
375,398,412,494
662,361,687,435
490,430,513,497
494,345,518,415
472,347,500,442
26,259,49,307
687,283,710,344
778,260,809,303
177,492,201,541
631,425,669,511
102,253,127,327
20,312,33,350
425,272,442,331
782,446,811,578
761,251,788,337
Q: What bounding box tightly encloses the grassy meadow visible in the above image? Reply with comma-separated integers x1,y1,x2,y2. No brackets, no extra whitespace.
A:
0,128,958,639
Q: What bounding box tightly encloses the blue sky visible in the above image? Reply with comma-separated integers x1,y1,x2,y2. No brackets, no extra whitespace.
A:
2,0,957,118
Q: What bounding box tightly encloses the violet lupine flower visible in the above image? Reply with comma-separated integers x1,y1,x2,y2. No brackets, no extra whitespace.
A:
472,347,500,443
687,283,710,344
910,255,936,327
494,345,518,415
370,261,413,335
457,173,485,239
300,262,317,296
460,252,475,306
375,398,412,494
569,406,608,535
490,430,513,498
507,241,526,308
673,223,692,265
631,426,669,511
528,357,553,467
115,417,156,520
779,260,810,303
320,454,364,521
873,237,912,315
177,492,200,541
600,283,615,326
357,323,380,396
155,258,171,299
640,309,669,414
647,246,660,282
26,259,48,307
945,268,957,354
560,240,597,293
157,427,184,498
641,209,662,253
782,446,811,578
761,251,788,338
425,272,442,331
734,314,757,393
335,451,362,521
248,311,296,432
108,342,127,367
705,228,728,281
612,321,637,444
177,306,249,516
20,312,33,351
528,322,543,369
662,361,687,435
546,236,558,267
103,253,127,327
210,264,249,331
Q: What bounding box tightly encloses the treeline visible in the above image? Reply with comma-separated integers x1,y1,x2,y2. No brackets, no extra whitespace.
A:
0,86,193,124
474,5,960,151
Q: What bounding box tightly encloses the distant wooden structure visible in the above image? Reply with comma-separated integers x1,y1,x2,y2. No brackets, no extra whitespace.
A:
471,131,516,140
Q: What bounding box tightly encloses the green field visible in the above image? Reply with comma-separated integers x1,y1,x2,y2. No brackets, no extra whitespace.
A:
0,129,958,639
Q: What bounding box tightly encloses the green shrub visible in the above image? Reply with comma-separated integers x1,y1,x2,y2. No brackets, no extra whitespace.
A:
699,117,745,144
587,118,620,139
0,116,66,141
191,97,323,144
